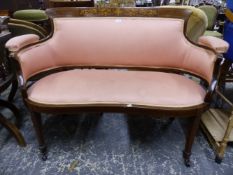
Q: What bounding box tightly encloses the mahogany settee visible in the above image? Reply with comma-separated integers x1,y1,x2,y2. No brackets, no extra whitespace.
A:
5,7,229,166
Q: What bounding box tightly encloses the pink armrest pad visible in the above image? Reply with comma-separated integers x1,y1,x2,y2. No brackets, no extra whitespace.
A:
198,36,229,54
5,34,39,52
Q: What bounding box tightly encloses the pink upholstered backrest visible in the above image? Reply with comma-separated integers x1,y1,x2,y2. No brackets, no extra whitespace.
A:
17,17,216,82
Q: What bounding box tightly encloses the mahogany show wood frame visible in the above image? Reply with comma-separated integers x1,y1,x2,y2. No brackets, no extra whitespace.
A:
12,7,221,167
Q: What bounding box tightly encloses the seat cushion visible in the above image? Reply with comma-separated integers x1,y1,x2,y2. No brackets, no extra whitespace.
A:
27,69,206,108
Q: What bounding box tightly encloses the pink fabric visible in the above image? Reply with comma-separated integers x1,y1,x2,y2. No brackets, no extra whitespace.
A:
28,69,206,107
5,34,39,52
198,36,229,54
17,18,216,82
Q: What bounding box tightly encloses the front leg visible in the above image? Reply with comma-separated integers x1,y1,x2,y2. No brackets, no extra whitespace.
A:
183,115,201,167
30,111,47,161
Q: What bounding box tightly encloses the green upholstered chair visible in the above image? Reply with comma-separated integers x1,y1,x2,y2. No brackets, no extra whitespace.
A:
12,9,48,23
161,6,208,43
8,18,48,39
204,30,223,38
198,5,223,38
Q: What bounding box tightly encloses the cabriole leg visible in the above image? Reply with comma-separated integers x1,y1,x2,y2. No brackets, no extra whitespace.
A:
183,115,201,167
30,111,47,161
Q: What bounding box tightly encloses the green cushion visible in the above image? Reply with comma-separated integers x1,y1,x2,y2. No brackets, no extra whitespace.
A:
204,31,223,38
13,9,48,22
199,6,217,30
160,6,208,43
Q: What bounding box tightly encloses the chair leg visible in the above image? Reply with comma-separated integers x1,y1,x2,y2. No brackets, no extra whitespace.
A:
0,99,21,127
8,78,18,102
0,113,26,147
183,115,201,167
30,111,47,161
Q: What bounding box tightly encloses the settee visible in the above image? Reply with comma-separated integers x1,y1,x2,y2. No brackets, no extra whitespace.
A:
5,7,229,166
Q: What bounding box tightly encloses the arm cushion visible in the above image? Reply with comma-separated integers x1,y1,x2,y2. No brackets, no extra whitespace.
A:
198,36,229,54
5,34,39,52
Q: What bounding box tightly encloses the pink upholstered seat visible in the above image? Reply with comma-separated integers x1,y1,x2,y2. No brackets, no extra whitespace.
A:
27,69,206,108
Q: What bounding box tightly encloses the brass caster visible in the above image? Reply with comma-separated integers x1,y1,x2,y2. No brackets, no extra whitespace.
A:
41,154,48,161
184,159,191,167
39,145,47,161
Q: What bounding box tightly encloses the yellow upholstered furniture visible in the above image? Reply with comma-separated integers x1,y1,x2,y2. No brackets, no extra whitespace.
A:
161,6,208,42
199,5,223,38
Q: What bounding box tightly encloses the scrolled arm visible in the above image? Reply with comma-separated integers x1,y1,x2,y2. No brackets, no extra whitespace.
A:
198,36,229,54
5,34,39,53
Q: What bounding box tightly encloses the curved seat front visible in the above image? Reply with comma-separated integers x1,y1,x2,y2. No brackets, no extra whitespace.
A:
27,69,206,108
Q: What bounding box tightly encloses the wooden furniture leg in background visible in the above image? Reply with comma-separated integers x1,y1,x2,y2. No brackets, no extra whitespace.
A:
0,113,26,146
215,113,233,163
0,99,21,127
8,78,18,102
201,88,233,163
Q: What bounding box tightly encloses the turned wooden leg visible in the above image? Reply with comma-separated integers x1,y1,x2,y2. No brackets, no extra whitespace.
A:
0,99,21,127
183,115,201,167
215,139,228,164
30,111,47,161
0,113,26,147
8,78,18,102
